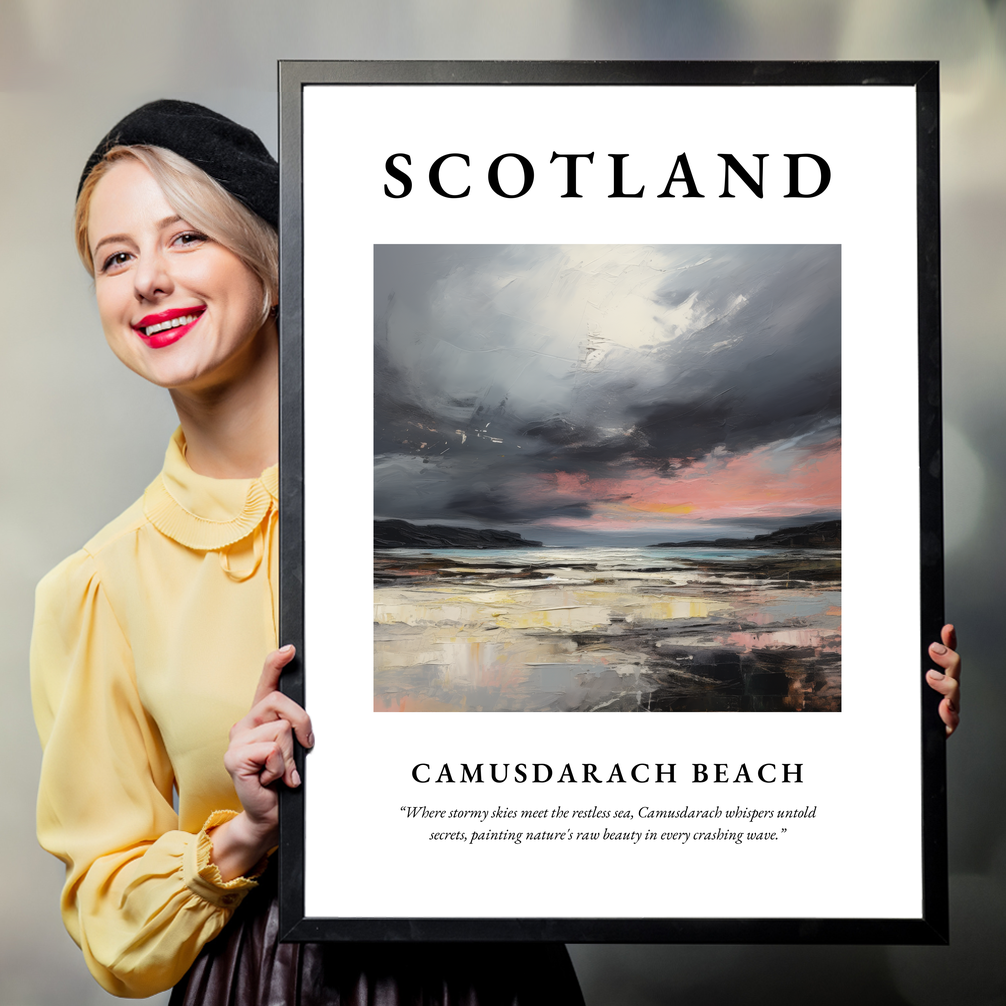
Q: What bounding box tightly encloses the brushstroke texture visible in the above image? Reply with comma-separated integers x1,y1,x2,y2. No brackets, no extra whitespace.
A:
375,244,840,541
373,245,841,712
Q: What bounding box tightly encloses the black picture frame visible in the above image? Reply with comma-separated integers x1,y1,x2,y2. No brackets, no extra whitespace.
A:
277,60,945,944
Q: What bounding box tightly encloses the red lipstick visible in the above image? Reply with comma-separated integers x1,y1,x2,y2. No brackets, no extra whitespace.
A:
132,306,205,349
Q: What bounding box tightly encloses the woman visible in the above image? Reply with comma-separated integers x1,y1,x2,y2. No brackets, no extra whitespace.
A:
31,100,586,1003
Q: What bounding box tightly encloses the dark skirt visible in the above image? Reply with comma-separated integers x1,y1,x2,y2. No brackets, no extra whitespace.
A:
169,870,585,1006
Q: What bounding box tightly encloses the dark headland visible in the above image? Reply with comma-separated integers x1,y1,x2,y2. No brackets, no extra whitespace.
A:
651,519,841,550
375,519,544,550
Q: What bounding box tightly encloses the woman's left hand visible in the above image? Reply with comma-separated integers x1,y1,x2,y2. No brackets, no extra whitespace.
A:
209,645,313,881
926,624,961,737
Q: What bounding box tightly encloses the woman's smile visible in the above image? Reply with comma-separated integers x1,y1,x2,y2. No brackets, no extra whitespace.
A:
133,305,207,347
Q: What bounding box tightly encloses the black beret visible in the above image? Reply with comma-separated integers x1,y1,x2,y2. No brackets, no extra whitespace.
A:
78,99,278,228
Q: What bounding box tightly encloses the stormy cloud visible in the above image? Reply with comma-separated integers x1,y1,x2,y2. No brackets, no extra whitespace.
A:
374,244,840,539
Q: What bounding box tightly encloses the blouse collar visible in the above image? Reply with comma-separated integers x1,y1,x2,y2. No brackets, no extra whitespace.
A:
143,428,278,551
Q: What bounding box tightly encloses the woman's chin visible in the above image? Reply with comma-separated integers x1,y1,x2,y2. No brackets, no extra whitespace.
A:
122,353,219,392
109,322,273,395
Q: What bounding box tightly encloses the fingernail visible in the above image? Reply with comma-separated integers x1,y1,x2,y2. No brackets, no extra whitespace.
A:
280,644,295,654
307,732,315,748
292,768,301,787
928,670,944,680
931,643,947,655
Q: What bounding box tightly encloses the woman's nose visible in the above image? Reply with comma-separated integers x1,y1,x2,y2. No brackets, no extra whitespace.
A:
133,249,173,302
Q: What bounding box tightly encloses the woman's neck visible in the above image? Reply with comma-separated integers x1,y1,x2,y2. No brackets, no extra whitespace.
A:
169,320,280,479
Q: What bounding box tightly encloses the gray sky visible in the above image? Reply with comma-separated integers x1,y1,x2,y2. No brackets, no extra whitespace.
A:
375,244,840,540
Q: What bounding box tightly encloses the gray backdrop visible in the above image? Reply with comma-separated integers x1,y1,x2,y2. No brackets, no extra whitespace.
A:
2,2,1003,1003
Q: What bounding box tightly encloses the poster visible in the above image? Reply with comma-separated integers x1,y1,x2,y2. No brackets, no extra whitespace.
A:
278,62,945,942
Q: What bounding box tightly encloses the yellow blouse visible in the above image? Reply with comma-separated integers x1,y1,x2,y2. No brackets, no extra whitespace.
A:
31,428,279,998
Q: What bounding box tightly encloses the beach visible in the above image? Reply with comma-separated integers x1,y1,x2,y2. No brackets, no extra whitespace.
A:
374,546,841,712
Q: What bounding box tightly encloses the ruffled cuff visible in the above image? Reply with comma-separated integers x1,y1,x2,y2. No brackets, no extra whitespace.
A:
182,810,269,910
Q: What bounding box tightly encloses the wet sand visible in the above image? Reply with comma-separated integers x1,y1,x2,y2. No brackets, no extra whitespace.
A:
373,547,841,712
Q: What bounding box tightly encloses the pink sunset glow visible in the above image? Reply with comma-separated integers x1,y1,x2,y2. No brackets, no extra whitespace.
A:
517,438,841,531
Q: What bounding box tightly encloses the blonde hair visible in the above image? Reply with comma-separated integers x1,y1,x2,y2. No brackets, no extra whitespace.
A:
75,145,278,322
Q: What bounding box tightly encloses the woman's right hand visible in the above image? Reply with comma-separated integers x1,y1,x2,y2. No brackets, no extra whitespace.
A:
209,645,314,881
926,624,961,737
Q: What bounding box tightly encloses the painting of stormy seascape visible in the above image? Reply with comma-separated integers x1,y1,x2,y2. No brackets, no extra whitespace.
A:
374,245,841,712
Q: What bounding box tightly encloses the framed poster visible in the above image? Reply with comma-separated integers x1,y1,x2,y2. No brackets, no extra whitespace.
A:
277,61,946,943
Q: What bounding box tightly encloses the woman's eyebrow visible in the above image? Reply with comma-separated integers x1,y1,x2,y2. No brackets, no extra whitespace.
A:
91,232,133,256
92,216,185,257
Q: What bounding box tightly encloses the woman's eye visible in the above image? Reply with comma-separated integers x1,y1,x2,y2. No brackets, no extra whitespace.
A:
101,251,132,273
173,231,208,248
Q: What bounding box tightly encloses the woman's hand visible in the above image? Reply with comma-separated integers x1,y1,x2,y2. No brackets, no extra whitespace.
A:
926,624,961,738
209,645,314,881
